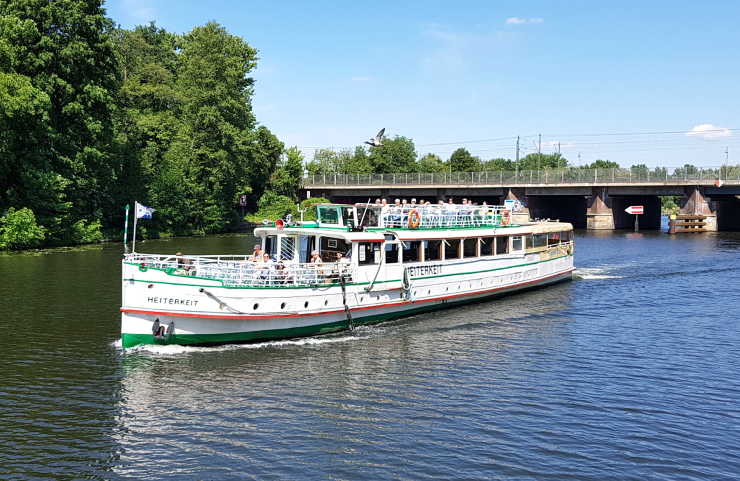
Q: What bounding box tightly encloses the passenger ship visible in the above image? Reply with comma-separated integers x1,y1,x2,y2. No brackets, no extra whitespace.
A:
120,203,574,348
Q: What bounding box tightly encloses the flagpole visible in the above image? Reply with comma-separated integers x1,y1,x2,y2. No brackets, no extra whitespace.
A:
132,201,138,253
123,204,130,254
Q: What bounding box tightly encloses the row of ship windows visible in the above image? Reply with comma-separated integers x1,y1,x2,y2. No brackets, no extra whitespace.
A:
358,231,572,265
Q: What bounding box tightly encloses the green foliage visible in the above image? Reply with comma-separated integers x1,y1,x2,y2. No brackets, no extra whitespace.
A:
482,158,515,171
417,153,447,173
270,146,304,200
245,191,297,223
68,219,104,245
0,207,45,250
584,159,621,169
306,148,371,175
368,136,417,173
0,0,118,241
448,148,480,172
300,197,330,221
661,196,681,215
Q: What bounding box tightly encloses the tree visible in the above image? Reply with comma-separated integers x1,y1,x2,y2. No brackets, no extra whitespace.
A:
482,157,515,171
170,22,282,232
517,153,568,170
448,148,480,172
0,0,119,243
344,146,372,174
112,23,182,235
417,153,447,172
585,159,620,169
270,146,304,200
368,136,417,173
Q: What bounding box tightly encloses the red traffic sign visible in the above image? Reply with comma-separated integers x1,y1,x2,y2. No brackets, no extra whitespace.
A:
625,205,644,215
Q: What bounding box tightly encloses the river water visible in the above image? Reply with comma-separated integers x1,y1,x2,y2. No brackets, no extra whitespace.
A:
1,227,739,480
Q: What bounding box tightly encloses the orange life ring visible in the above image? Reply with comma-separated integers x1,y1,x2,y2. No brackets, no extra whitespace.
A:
501,210,511,226
408,209,421,229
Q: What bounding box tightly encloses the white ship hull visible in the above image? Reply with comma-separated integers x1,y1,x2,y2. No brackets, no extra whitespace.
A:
121,248,574,348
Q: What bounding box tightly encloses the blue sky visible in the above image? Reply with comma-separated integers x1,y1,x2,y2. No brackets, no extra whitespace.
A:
107,0,739,167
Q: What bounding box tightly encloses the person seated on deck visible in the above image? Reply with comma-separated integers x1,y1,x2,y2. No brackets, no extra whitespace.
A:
258,253,275,284
174,252,195,275
249,244,263,262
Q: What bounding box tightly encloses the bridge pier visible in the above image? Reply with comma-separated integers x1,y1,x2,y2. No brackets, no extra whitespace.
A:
586,188,614,230
680,187,717,231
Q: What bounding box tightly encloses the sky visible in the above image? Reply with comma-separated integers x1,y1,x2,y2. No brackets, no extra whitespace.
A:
106,0,740,168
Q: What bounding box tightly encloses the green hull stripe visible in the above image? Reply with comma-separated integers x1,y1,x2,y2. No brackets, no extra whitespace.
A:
124,254,572,290
121,273,571,348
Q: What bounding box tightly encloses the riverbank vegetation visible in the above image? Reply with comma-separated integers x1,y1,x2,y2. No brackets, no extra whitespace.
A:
1,1,286,250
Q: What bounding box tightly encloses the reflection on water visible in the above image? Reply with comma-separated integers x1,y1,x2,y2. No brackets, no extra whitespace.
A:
2,231,740,480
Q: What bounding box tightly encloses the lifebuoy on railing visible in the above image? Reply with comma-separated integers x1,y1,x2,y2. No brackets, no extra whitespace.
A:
408,209,421,229
501,210,511,226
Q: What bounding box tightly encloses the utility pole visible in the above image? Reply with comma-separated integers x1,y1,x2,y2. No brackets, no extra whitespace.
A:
558,142,561,154
538,134,542,154
726,146,729,163
515,136,520,175
578,152,581,165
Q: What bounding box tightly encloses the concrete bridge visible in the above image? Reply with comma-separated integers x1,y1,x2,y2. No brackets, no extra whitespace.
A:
303,167,740,231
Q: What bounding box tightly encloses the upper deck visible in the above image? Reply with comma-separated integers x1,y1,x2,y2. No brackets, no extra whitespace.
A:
255,202,571,239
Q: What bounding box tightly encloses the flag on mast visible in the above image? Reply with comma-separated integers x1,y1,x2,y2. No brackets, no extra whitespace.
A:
135,202,155,219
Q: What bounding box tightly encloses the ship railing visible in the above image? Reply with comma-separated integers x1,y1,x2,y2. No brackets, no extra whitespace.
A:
379,204,509,229
125,254,355,287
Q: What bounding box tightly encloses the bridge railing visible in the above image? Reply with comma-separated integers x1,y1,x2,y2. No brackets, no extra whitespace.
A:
305,166,740,186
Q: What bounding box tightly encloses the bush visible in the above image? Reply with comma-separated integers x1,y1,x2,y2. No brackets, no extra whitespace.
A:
245,192,298,223
69,219,104,244
300,197,330,221
0,207,46,250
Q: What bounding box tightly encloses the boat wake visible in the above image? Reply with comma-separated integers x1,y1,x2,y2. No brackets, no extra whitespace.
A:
111,330,369,355
574,267,625,280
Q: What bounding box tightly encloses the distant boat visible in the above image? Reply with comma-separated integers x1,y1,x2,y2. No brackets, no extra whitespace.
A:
120,202,574,348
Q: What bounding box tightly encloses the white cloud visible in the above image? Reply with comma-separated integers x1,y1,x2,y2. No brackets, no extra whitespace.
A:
686,123,732,140
351,76,372,82
505,17,544,25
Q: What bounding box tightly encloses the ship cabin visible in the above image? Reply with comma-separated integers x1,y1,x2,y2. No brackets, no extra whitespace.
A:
249,203,574,288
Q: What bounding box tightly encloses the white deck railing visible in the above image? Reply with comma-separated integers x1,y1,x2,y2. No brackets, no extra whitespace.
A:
379,204,508,229
125,254,354,287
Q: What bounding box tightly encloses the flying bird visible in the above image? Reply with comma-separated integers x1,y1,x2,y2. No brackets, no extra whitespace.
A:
364,128,385,147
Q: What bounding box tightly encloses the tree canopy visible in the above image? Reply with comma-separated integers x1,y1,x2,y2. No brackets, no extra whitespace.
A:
1,8,286,248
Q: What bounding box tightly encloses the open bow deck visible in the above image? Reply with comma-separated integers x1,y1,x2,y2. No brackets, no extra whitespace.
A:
121,203,575,348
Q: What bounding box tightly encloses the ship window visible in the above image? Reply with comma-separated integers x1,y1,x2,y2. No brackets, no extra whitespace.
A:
463,238,477,258
384,236,399,264
299,235,315,263
561,231,571,242
320,237,350,260
496,236,509,255
445,239,461,260
532,234,547,248
280,236,296,261
265,235,277,257
358,207,382,228
512,236,523,251
403,241,421,263
358,242,379,265
480,237,494,256
424,240,442,261
341,207,356,228
548,232,560,246
317,206,340,225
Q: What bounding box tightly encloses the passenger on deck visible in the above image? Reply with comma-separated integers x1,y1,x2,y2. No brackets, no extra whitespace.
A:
310,250,323,264
249,244,263,262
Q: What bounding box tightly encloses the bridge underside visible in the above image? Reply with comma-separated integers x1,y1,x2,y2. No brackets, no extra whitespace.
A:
306,185,740,231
